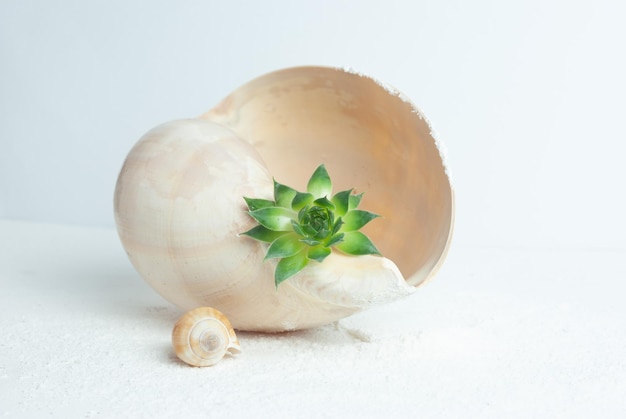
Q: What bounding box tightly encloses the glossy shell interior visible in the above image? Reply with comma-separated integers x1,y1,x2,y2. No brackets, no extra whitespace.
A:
202,66,454,287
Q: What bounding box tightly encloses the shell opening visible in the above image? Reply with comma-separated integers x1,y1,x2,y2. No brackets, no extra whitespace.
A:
202,66,454,287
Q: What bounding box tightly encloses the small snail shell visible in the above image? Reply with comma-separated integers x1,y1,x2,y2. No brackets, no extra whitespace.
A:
172,307,241,367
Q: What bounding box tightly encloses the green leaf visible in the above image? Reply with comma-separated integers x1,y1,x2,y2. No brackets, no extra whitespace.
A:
243,197,275,211
265,233,306,259
248,207,295,231
291,192,314,211
325,232,345,247
275,251,309,287
331,217,344,235
331,189,352,216
342,210,380,231
348,192,364,210
302,223,318,237
335,231,381,256
290,220,306,236
300,237,322,246
307,245,331,262
274,179,298,208
313,228,331,240
307,164,332,198
241,225,286,243
313,196,335,210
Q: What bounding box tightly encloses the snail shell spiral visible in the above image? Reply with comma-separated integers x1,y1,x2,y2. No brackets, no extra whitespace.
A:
172,307,241,367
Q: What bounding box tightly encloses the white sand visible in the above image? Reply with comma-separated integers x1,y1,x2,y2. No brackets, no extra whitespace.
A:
1,220,625,418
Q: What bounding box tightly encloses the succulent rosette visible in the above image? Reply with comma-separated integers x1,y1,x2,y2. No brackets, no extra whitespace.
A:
242,164,382,286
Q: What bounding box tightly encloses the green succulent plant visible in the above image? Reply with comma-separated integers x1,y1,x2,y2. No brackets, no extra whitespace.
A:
242,164,382,287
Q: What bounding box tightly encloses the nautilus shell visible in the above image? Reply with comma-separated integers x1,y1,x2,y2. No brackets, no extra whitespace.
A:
114,66,454,332
172,307,241,367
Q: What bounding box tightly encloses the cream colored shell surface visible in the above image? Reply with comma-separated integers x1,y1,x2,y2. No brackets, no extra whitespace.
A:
172,307,241,367
114,66,454,332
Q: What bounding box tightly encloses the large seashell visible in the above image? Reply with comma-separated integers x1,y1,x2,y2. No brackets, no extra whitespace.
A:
114,66,454,332
172,307,241,367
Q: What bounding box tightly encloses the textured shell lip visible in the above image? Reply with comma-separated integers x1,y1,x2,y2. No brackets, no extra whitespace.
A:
201,65,454,288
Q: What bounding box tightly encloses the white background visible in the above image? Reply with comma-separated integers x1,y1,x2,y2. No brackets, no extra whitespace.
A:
2,3,626,417
1,0,625,249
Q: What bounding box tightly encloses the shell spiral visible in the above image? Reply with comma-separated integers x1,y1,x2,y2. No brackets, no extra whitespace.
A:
172,307,241,367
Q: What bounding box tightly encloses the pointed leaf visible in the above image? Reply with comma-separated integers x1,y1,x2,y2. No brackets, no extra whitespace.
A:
274,179,298,208
325,232,344,247
291,192,314,211
342,210,380,231
331,217,344,235
335,231,381,256
248,207,295,231
348,192,364,210
313,196,335,210
265,233,306,259
241,225,286,243
331,189,352,216
313,228,331,240
243,197,275,211
275,251,309,286
302,224,317,237
307,164,332,198
290,220,306,236
300,237,322,246
307,246,331,262
297,206,308,220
